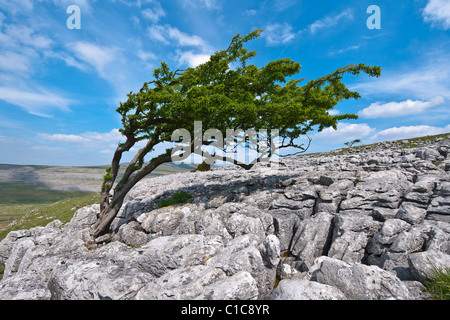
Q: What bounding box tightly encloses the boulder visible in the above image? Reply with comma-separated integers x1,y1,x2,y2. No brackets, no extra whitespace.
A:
308,256,411,300
408,250,450,282
271,278,346,300
137,235,224,277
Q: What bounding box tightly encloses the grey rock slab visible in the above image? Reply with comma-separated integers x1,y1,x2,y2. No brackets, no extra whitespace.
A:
271,278,346,300
308,256,411,300
48,259,152,300
135,265,226,300
408,250,450,282
194,271,259,300
137,234,224,277
396,203,428,225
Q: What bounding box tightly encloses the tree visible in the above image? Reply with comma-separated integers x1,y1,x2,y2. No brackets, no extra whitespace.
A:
345,139,362,148
90,30,381,238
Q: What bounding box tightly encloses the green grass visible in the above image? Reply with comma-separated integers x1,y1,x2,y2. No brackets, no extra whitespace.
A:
0,181,94,205
0,193,99,243
158,190,191,208
424,266,450,300
0,192,99,281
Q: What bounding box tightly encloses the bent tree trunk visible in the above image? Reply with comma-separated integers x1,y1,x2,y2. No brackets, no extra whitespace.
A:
91,149,172,238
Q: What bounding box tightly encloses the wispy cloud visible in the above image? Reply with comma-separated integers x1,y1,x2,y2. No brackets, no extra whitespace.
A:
181,0,222,10
272,0,298,12
353,53,450,101
314,123,375,143
147,24,208,48
369,125,450,142
263,8,354,47
264,23,296,46
67,41,120,79
0,86,72,117
423,0,450,30
307,8,353,35
359,96,445,119
328,43,364,56
141,1,166,23
0,0,34,14
39,129,123,145
146,24,212,67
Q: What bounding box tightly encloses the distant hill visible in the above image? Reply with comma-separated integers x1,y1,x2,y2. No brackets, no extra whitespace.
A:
0,162,197,204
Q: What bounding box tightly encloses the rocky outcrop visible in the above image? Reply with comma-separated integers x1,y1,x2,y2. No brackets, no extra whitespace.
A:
1,135,449,300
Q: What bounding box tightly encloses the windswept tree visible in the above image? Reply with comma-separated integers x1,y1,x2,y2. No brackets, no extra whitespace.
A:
91,30,381,237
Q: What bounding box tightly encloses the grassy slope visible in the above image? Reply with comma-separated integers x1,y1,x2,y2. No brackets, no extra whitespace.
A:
0,162,196,239
0,193,99,241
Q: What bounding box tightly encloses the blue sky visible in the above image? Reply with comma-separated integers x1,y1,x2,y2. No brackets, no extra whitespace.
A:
0,0,449,166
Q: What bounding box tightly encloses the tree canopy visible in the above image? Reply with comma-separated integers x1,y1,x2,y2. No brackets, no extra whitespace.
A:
91,29,381,237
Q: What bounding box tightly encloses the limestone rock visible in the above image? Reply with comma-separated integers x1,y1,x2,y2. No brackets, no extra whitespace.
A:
0,134,449,300
271,278,346,300
308,256,411,300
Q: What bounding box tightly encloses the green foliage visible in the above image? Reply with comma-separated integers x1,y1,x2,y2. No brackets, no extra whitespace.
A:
158,190,191,208
95,29,381,237
424,265,450,300
115,29,381,157
102,167,112,189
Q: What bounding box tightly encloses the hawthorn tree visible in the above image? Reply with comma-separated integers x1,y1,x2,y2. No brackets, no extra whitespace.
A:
90,29,381,238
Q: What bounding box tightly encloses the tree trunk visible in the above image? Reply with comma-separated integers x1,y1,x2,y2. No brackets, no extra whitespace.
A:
91,194,125,239
91,150,173,238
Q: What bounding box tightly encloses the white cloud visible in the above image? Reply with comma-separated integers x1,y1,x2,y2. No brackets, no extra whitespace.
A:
67,41,119,78
327,109,340,116
177,51,211,67
423,0,450,30
41,0,94,14
39,134,87,144
147,24,208,48
273,0,298,12
369,125,450,142
353,55,450,101
39,129,123,145
265,23,296,46
141,2,166,23
328,43,363,56
308,8,353,35
0,23,54,77
0,24,53,50
0,0,33,14
359,96,445,119
182,0,221,10
314,122,375,143
0,51,33,73
0,86,72,117
137,49,157,61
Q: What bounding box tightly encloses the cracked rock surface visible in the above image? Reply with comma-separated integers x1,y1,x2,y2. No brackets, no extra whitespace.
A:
1,135,450,300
